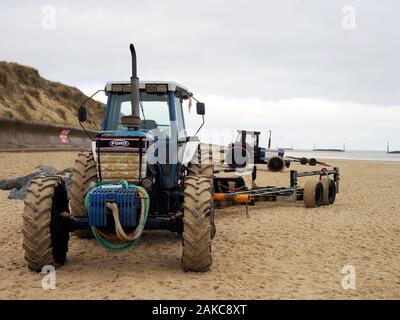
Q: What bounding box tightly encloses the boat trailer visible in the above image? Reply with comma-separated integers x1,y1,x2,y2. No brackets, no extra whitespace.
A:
213,166,340,208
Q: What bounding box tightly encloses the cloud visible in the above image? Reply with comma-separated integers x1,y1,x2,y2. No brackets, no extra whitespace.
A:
1,1,399,103
0,0,399,150
188,95,400,150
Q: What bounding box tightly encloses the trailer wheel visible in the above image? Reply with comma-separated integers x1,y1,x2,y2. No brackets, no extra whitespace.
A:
300,157,308,165
69,151,97,238
285,160,291,168
182,176,213,272
303,180,324,208
309,158,317,166
321,178,336,205
22,176,70,272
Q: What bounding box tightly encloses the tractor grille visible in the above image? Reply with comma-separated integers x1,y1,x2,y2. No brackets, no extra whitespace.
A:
99,152,147,182
95,136,148,182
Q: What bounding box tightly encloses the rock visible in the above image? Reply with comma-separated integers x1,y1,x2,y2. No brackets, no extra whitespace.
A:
8,184,30,200
0,179,15,190
0,172,41,190
35,165,57,173
2,165,73,200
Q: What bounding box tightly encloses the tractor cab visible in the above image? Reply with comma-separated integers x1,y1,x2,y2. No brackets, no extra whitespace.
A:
94,81,203,192
234,130,261,162
225,130,261,168
235,130,260,145
93,80,203,190
103,81,192,138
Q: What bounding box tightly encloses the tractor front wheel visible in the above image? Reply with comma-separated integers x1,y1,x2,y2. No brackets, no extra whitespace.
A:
22,176,70,272
182,176,213,272
69,151,97,238
189,145,216,238
188,144,214,178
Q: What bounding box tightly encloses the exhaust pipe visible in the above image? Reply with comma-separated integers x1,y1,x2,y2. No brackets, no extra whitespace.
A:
268,130,272,149
129,44,141,126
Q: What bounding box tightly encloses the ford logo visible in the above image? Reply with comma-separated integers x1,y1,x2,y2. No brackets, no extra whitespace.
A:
109,140,129,147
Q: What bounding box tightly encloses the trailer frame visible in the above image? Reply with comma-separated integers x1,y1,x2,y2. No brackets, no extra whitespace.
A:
213,166,340,207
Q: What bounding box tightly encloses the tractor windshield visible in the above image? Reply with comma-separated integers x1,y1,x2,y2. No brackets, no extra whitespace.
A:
105,91,171,134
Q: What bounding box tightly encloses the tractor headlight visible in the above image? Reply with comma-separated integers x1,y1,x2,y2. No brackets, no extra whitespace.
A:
112,84,123,92
156,84,168,93
123,85,131,92
145,84,168,93
145,84,157,93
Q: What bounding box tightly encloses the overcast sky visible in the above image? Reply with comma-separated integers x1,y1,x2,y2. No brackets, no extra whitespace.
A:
1,0,399,150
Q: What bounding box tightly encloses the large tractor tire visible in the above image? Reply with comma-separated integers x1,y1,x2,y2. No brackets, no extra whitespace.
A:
69,151,97,238
22,176,70,272
182,176,213,272
188,146,216,239
321,177,337,205
188,144,214,178
303,180,324,208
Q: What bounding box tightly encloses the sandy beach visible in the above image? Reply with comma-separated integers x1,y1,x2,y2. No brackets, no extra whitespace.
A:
0,151,399,299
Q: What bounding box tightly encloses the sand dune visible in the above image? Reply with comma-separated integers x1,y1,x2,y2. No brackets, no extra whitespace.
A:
0,152,399,299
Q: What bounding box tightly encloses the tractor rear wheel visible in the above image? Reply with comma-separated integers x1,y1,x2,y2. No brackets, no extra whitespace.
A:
69,151,97,238
267,156,285,172
22,176,70,272
182,176,213,272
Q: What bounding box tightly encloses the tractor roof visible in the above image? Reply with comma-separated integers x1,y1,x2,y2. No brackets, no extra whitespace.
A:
105,81,193,99
237,130,261,135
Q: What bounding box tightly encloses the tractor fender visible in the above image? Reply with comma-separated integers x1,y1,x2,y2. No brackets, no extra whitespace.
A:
179,138,200,166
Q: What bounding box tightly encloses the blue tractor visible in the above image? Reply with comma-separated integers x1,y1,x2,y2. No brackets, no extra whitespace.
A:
22,44,215,272
225,130,289,172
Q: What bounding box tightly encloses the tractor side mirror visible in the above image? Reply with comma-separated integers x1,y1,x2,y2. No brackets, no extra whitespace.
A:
78,105,87,122
196,102,205,115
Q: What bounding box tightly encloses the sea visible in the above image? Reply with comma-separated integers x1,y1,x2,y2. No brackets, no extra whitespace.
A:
284,150,400,162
